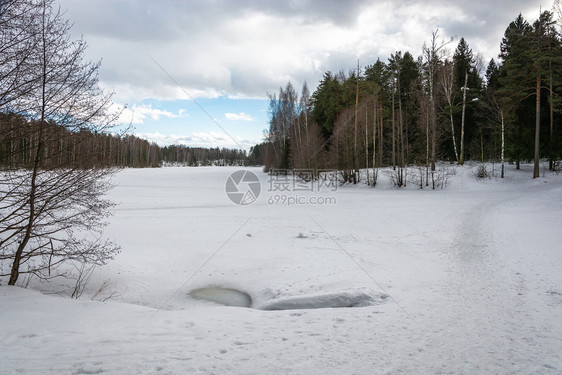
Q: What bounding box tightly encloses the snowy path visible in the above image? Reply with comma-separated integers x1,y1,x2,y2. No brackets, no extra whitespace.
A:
406,180,562,374
1,165,561,374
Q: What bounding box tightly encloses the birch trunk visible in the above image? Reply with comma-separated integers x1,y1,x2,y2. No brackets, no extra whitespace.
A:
459,71,468,166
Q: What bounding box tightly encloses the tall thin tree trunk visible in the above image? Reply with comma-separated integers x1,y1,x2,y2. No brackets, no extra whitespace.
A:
430,85,436,171
392,85,396,170
365,108,369,184
449,107,459,162
444,64,459,163
534,70,541,179
379,105,383,168
481,130,484,162
354,62,359,184
459,71,468,166
426,110,430,186
9,145,41,284
533,10,542,179
336,126,339,171
501,111,505,178
372,100,377,185
399,89,405,186
9,3,49,285
549,58,554,171
305,105,309,168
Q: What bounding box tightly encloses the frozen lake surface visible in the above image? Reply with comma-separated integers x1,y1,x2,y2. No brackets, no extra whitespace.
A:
1,163,561,374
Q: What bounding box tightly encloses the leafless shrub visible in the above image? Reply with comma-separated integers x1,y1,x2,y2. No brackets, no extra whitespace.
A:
408,167,427,189
431,165,455,189
91,279,124,302
473,164,490,180
383,169,401,187
70,262,96,299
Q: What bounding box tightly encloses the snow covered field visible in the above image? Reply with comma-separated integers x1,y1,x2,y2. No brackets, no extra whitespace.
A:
2,163,562,374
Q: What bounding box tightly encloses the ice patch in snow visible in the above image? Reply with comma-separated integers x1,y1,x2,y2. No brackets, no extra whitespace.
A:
189,286,387,310
188,286,252,307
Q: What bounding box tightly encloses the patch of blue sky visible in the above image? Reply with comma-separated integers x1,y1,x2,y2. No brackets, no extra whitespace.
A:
123,96,269,150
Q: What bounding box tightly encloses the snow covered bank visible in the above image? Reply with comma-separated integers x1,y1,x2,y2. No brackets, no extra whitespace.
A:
1,163,561,374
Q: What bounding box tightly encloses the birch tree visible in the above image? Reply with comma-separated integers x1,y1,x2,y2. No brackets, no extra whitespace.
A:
440,59,460,162
423,29,452,171
453,38,474,166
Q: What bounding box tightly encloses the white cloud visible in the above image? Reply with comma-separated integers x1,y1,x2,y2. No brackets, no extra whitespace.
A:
119,104,188,125
59,0,551,102
135,132,178,142
225,112,255,121
53,0,554,151
135,131,260,150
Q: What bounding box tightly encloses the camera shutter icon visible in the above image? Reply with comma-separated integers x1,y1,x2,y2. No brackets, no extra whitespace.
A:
225,170,261,205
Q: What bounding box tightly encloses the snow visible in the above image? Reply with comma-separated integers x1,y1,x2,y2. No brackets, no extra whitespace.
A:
255,290,388,310
1,163,561,374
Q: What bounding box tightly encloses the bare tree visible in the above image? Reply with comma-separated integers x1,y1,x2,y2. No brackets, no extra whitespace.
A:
423,29,453,171
412,75,431,187
487,92,513,178
0,0,120,285
459,71,468,165
266,82,299,171
439,59,459,162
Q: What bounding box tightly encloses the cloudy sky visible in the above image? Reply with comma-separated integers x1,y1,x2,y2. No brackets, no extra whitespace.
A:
57,0,553,150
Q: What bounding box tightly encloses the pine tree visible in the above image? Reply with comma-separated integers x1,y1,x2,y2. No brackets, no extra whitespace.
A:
498,14,534,170
499,11,562,177
453,38,483,165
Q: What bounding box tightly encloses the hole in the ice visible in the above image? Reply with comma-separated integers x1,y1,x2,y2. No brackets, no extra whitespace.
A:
188,286,252,307
188,287,387,310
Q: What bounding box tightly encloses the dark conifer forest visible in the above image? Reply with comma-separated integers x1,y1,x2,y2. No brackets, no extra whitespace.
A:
253,10,562,182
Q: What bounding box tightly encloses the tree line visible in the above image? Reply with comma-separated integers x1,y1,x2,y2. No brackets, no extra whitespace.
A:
255,8,562,184
160,145,247,166
0,112,247,168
